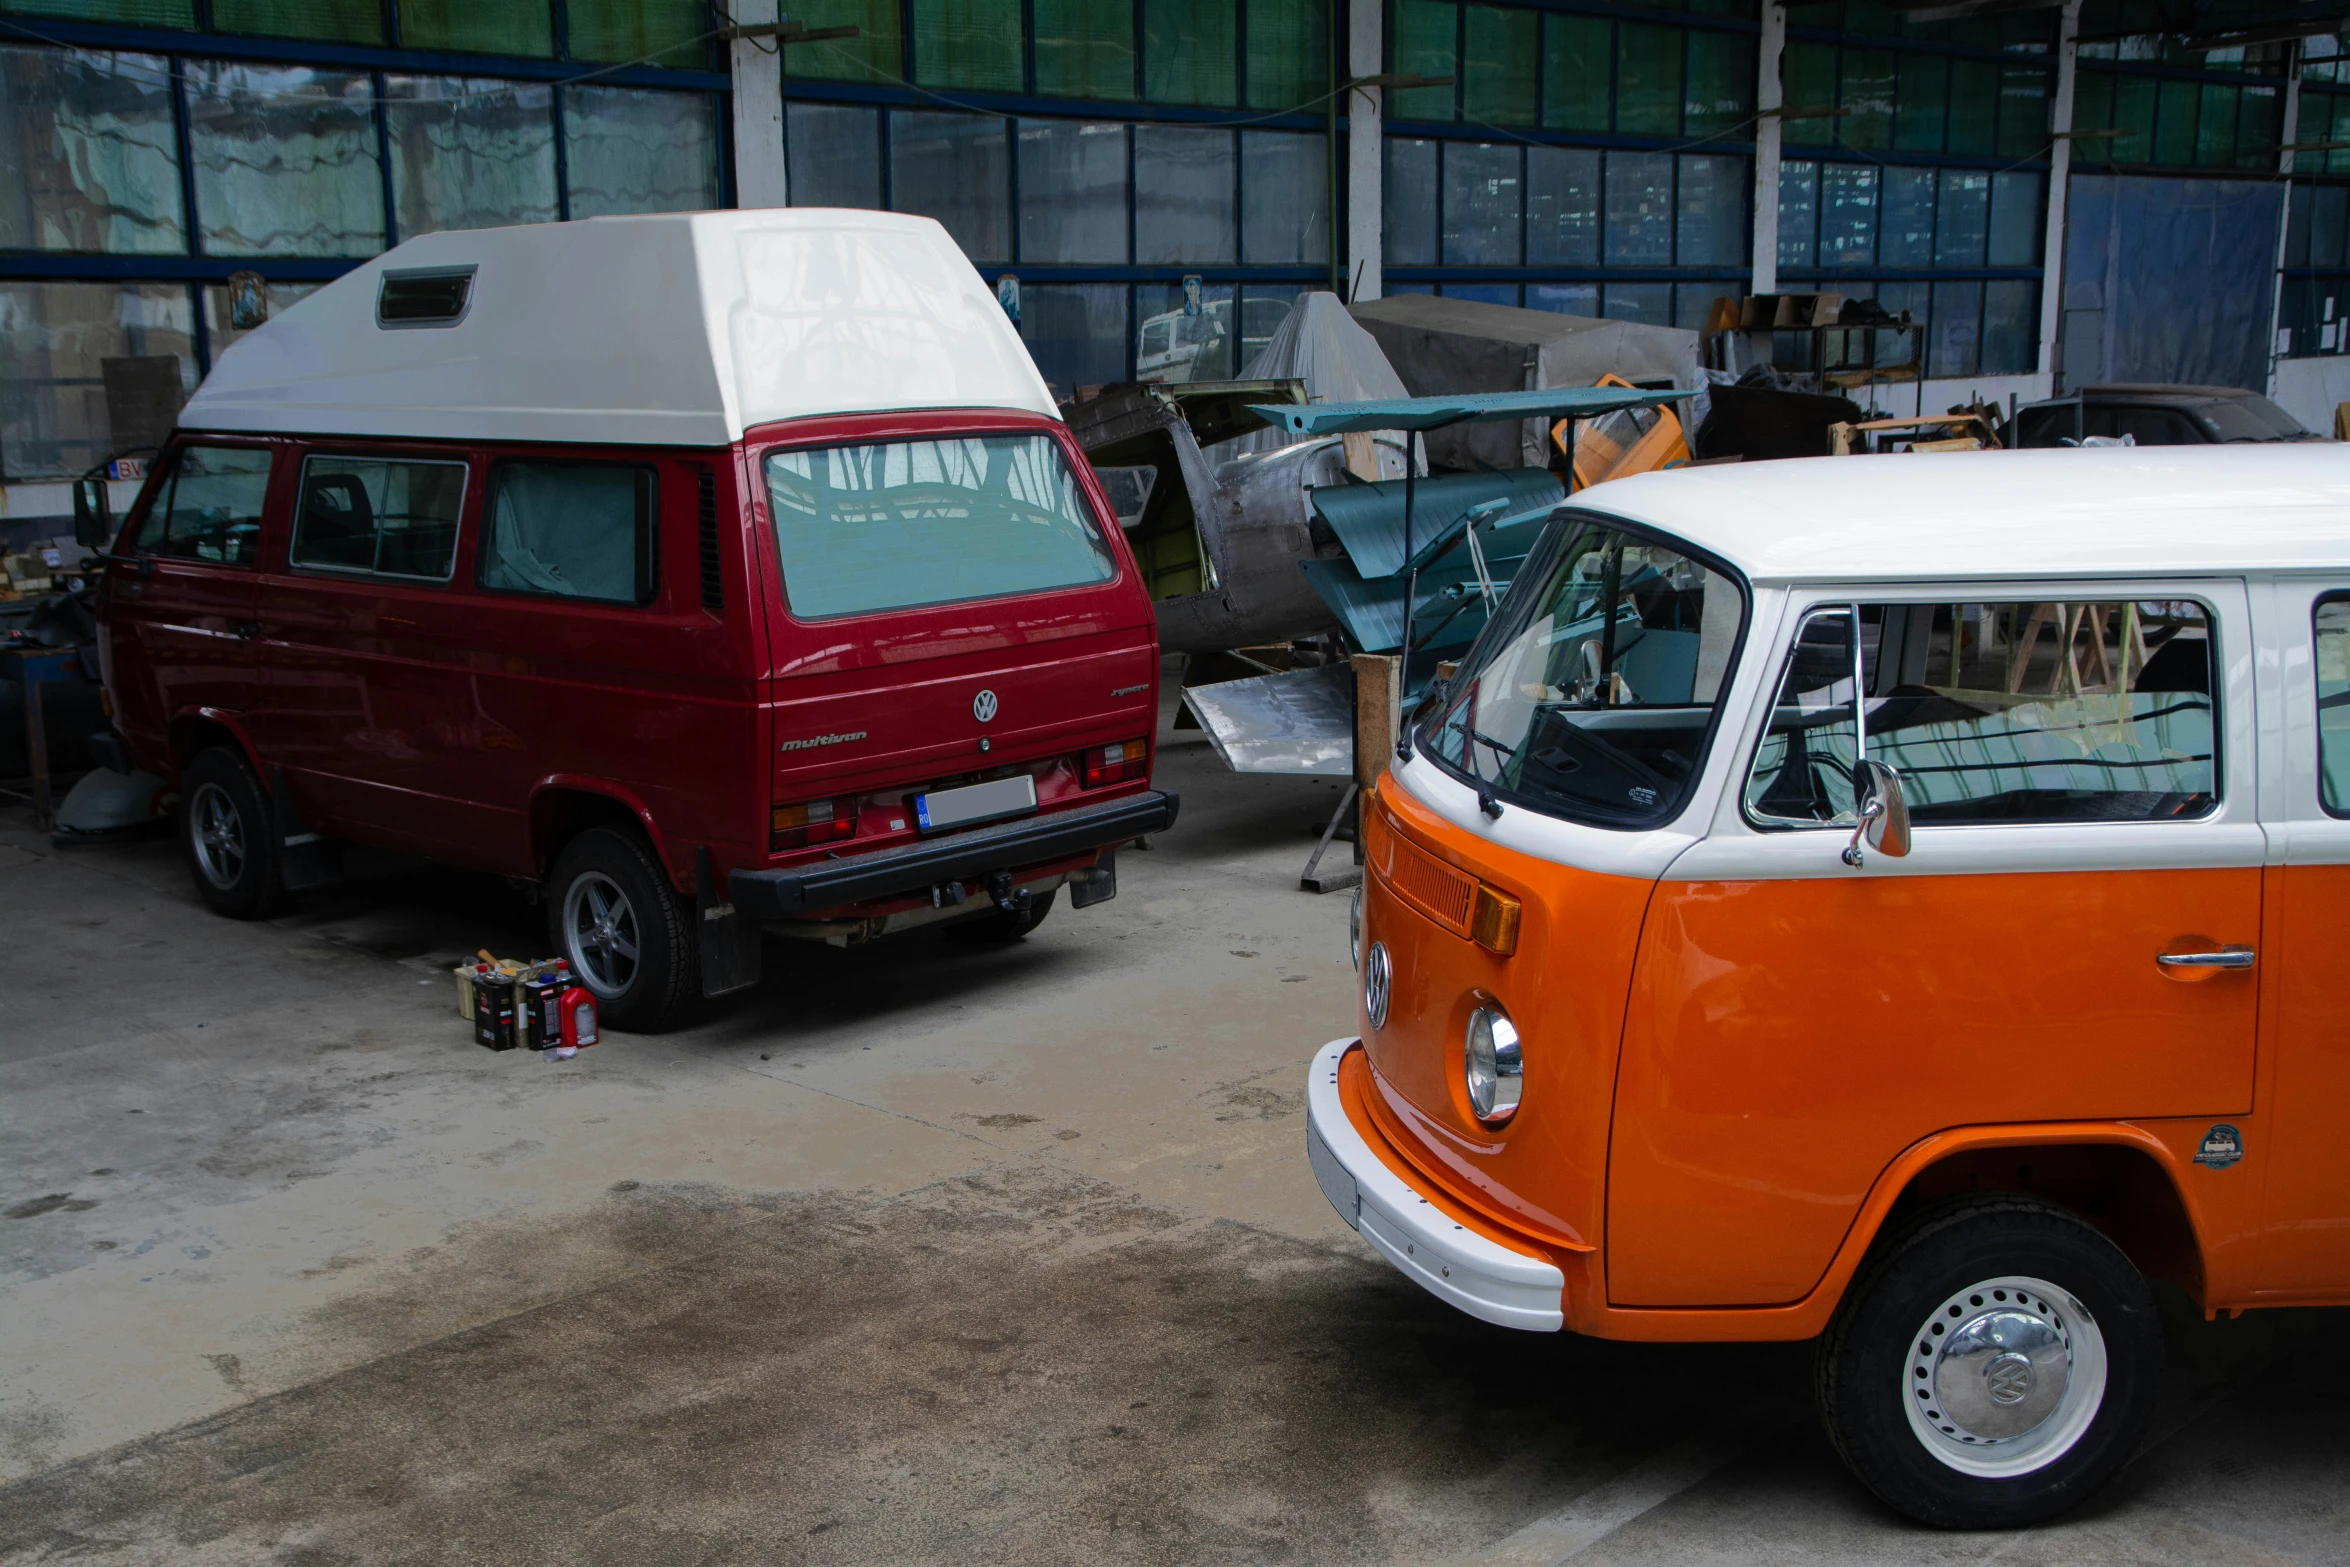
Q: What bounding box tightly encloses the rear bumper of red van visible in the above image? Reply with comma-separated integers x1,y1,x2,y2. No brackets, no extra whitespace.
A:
727,789,1179,919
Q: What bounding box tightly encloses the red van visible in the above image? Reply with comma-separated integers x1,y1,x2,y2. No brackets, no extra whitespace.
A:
99,212,1176,1029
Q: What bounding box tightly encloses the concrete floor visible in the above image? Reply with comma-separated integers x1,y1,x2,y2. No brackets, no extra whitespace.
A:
2,706,2346,1565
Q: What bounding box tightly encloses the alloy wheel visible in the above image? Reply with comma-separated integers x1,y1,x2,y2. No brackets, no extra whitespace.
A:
189,782,247,891
564,870,641,997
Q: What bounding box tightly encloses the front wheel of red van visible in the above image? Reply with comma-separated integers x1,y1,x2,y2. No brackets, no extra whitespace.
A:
1815,1196,2161,1530
547,828,698,1033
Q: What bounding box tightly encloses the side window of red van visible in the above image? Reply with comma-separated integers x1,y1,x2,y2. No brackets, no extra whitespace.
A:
478,461,658,606
134,445,270,566
1748,598,2219,827
290,454,467,581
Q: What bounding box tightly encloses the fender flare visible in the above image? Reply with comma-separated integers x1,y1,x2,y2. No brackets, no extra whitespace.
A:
1819,1120,2209,1316
168,706,263,780
527,774,684,891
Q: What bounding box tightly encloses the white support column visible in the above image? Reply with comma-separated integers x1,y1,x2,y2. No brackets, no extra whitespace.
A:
731,0,789,209
2035,0,2081,386
1346,0,1384,301
2267,52,2303,395
1749,2,1786,295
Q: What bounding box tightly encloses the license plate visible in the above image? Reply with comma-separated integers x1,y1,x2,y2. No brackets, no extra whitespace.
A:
914,774,1037,832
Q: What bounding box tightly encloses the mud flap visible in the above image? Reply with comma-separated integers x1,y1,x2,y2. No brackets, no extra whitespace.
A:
1068,850,1117,909
697,847,761,998
270,766,341,892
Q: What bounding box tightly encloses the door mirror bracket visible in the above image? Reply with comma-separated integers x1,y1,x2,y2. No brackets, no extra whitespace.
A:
1842,759,1911,868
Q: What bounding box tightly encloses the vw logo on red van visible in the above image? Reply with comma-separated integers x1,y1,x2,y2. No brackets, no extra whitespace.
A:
973,689,999,723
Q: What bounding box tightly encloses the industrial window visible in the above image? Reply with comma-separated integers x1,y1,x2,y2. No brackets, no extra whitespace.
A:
783,0,906,84
2280,180,2350,358
1034,0,1137,100
1245,0,1325,110
764,434,1117,620
0,281,195,480
1393,141,1749,276
784,102,882,208
480,462,659,606
915,0,1024,92
1782,44,2050,161
563,0,710,66
0,45,184,256
134,444,270,567
889,109,1011,263
398,0,554,56
212,0,382,46
384,77,559,237
1018,121,1130,263
563,86,720,218
1403,1,1755,136
185,62,386,258
1747,601,2219,829
2316,597,2350,816
2070,66,2284,170
290,454,466,581
1143,0,1237,106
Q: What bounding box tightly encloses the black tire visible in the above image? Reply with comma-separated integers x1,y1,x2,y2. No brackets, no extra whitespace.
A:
946,887,1057,942
1815,1195,2162,1529
545,826,698,1032
179,745,283,919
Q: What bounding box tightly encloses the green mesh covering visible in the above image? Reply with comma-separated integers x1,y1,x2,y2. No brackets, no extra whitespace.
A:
1244,0,1323,111
565,0,709,66
1036,0,1135,100
913,0,1022,91
212,0,382,44
1143,0,1235,106
399,0,552,55
784,0,905,84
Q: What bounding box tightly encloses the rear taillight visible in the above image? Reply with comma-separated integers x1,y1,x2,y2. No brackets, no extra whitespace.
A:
771,796,858,850
1082,738,1149,788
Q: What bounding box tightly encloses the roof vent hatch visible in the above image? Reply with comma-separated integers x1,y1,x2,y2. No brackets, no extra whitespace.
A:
378,266,476,329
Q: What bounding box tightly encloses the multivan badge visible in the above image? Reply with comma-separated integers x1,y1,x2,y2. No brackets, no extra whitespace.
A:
2194,1123,2244,1169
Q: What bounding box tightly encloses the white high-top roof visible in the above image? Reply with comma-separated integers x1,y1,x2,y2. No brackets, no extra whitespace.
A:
1581,444,2350,583
180,209,1059,448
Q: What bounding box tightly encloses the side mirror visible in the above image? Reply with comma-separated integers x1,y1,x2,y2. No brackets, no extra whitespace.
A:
72,476,111,548
1841,759,1911,867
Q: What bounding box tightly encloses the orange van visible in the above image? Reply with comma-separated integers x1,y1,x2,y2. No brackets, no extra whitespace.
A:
1306,446,2350,1528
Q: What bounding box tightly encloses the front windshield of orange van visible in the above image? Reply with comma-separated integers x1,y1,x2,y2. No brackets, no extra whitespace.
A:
765,433,1116,620
1421,514,1746,829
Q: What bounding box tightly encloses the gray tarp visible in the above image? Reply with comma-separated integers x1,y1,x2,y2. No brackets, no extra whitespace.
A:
1346,295,1707,472
2062,175,2284,392
1225,292,1414,473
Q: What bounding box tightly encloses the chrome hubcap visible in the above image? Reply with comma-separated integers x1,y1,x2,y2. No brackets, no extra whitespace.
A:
563,872,640,997
189,782,246,890
1903,1274,2107,1478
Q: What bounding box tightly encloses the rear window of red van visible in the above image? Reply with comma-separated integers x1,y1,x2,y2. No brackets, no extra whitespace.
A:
763,433,1115,620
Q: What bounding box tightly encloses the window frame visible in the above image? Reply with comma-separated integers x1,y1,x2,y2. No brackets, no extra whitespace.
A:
2314,589,2350,820
287,449,470,585
475,456,662,609
1412,507,1756,834
131,439,275,569
1739,589,2229,834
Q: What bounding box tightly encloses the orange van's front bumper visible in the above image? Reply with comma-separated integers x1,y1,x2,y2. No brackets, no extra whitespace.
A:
1306,1037,1566,1331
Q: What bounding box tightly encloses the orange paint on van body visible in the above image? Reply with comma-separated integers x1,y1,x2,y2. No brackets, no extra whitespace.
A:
1350,774,2300,1340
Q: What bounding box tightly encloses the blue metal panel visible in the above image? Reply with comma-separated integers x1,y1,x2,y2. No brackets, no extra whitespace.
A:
780,79,1336,131
1306,468,1559,579
0,255,361,282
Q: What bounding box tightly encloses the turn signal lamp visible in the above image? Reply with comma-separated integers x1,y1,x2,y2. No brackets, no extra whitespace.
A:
771,796,857,850
1470,884,1521,956
1082,738,1149,788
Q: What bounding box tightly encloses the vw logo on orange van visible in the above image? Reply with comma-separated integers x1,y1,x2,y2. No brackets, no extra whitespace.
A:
973,689,999,723
1363,941,1391,1029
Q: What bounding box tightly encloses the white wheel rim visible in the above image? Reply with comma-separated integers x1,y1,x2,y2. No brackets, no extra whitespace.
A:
563,871,640,998
1902,1273,2108,1478
189,782,246,890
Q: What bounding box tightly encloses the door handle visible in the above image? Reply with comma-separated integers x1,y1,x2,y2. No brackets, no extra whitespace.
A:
2157,946,2255,970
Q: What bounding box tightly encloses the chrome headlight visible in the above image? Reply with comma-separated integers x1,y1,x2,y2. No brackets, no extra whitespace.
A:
1364,941,1390,1030
1465,1005,1523,1124
1349,884,1363,970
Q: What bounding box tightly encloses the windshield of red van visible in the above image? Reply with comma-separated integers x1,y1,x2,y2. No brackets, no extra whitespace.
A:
764,434,1116,620
1421,515,1746,829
